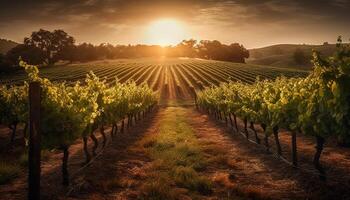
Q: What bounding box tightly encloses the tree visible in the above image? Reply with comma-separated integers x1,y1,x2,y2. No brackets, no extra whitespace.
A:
71,43,99,62
6,44,45,65
196,40,249,63
176,39,197,57
293,48,308,65
24,29,75,65
11,29,249,63
197,40,222,59
228,43,250,63
97,43,115,59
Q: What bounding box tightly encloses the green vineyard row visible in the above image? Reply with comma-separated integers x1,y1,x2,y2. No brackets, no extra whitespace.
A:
0,59,308,100
0,61,158,185
196,44,350,179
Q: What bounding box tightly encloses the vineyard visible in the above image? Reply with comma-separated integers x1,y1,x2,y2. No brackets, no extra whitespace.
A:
196,54,348,177
0,51,350,199
1,0,349,198
0,58,307,104
1,60,157,185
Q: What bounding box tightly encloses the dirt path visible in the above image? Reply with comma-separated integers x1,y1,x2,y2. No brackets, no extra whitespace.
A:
188,108,350,200
62,107,162,200
187,109,307,199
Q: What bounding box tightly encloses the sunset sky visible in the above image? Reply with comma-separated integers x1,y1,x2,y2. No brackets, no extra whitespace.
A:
0,0,349,48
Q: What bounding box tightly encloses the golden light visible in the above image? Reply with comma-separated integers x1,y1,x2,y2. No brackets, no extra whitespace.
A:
145,19,187,46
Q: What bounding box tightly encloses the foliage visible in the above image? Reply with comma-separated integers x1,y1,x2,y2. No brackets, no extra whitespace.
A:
0,60,158,184
197,38,350,139
0,83,28,126
24,29,75,65
3,29,249,69
9,61,157,149
60,39,249,63
197,38,350,172
6,44,46,65
311,37,350,143
196,40,249,63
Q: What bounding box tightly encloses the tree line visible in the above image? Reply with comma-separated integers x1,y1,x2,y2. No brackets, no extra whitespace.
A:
0,29,249,72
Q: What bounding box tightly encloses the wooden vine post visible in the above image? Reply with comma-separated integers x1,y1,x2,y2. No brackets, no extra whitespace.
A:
291,131,298,167
28,82,42,200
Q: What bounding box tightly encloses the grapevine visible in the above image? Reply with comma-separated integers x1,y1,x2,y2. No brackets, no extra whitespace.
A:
0,61,158,185
197,39,350,178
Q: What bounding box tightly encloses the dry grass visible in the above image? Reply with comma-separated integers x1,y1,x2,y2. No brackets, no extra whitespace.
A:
172,166,212,195
137,107,212,199
141,176,177,200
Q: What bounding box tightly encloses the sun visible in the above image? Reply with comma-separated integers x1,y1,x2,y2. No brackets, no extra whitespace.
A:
146,19,187,46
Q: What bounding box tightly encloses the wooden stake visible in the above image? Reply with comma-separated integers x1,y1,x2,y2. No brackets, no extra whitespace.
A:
28,82,41,200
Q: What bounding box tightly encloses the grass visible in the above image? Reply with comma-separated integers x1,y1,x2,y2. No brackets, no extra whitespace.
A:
0,161,20,184
0,149,50,185
172,166,212,194
161,99,194,107
142,176,176,200
138,107,212,199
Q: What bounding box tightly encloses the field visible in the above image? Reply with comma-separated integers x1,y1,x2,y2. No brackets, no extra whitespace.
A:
0,58,307,104
1,58,350,200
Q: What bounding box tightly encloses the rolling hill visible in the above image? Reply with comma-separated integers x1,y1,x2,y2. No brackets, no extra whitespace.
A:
247,43,338,70
0,39,18,54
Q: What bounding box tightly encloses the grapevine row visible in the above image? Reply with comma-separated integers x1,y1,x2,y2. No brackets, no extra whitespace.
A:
0,61,158,185
196,40,350,179
0,60,308,93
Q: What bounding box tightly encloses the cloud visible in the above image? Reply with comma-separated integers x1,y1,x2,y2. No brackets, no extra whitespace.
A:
3,0,348,25
0,0,349,47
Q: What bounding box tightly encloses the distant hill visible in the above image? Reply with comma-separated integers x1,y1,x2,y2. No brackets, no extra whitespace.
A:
247,43,338,70
0,39,18,54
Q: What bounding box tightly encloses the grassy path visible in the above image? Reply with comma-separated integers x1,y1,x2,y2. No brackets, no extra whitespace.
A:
135,107,212,199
